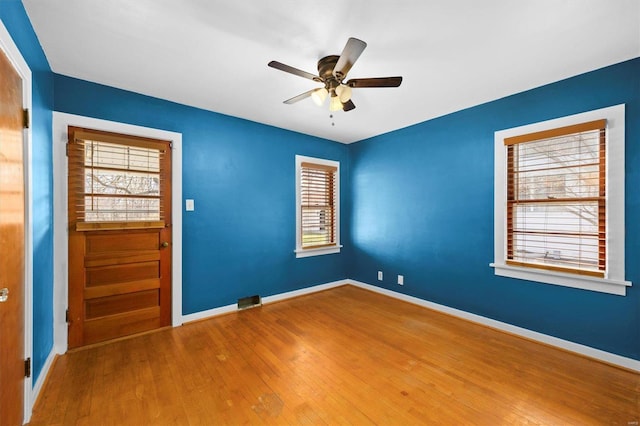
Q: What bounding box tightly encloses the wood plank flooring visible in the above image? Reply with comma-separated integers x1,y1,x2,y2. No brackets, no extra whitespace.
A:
29,285,640,425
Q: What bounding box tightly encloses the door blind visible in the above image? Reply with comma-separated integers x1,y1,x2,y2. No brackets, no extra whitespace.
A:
504,119,606,277
68,127,170,231
300,162,337,249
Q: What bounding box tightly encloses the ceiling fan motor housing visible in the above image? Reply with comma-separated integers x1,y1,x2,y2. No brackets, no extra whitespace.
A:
318,55,341,90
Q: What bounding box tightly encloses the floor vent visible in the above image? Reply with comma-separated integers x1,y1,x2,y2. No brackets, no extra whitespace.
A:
237,295,262,310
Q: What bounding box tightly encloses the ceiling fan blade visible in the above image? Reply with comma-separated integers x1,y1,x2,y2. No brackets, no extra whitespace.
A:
333,37,367,79
342,99,356,112
268,61,321,82
283,89,316,104
346,77,403,88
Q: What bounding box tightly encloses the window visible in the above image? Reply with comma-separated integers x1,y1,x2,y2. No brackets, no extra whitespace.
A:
295,155,341,258
492,105,631,295
505,119,606,276
68,127,171,231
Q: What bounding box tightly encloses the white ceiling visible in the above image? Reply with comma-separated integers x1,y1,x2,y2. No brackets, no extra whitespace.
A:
23,0,640,143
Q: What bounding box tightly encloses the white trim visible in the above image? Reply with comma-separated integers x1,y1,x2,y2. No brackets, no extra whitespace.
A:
295,155,341,258
182,279,348,324
0,19,34,425
493,104,630,295
181,304,238,323
490,262,631,295
30,349,55,412
261,279,347,304
52,112,183,354
294,245,343,258
349,280,640,372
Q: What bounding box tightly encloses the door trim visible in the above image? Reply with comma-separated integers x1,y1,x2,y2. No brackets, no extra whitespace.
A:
0,19,33,424
53,112,183,353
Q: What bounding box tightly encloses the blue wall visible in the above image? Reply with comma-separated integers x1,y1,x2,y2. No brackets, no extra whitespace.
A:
349,58,640,360
53,75,351,314
0,0,54,381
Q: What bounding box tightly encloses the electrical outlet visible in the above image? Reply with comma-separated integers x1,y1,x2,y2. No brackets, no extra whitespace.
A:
398,275,404,285
378,271,383,281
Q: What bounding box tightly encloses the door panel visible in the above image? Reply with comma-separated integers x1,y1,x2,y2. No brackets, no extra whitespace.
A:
85,290,159,319
0,47,25,425
86,260,159,286
83,306,161,344
86,231,159,252
67,128,171,348
83,279,159,299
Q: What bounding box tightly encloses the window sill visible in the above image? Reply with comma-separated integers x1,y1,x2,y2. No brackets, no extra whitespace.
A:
295,245,343,258
490,262,631,296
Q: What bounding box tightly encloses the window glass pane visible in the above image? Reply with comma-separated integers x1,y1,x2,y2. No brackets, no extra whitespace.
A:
515,130,600,200
81,139,162,222
300,165,336,248
86,169,159,196
512,202,600,271
84,196,160,222
302,207,333,246
507,126,604,274
85,141,159,172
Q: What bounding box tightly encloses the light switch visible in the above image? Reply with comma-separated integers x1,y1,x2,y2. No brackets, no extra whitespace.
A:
185,199,195,211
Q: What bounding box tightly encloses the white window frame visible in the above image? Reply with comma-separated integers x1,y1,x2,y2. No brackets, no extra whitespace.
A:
492,104,631,295
295,155,341,258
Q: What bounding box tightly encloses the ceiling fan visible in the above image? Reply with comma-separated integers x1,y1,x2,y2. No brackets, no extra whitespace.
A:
268,37,402,112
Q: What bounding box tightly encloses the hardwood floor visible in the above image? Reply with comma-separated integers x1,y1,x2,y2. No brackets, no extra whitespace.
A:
29,285,639,425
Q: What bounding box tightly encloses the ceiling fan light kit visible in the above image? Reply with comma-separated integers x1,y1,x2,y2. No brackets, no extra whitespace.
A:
335,84,352,102
268,37,402,113
329,93,343,112
311,87,328,106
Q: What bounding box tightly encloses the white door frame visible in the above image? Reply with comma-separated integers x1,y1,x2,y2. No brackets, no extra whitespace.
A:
52,113,183,354
0,20,34,424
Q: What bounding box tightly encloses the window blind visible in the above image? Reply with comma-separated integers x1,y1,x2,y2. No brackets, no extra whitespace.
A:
504,119,606,277
300,161,337,249
67,128,170,231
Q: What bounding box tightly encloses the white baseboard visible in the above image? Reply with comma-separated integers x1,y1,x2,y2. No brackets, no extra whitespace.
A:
349,280,640,372
26,348,57,423
261,279,348,304
181,304,238,324
181,279,348,324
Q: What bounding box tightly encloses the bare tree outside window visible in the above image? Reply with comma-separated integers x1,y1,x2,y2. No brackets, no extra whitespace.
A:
83,141,162,222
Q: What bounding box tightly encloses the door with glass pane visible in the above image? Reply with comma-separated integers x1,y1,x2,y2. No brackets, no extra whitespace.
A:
67,127,172,348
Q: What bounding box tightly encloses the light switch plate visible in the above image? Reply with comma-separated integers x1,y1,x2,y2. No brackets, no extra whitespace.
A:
185,199,195,211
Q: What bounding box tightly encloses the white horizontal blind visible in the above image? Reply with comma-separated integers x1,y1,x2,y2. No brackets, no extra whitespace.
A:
300,162,337,249
68,128,168,229
505,119,606,277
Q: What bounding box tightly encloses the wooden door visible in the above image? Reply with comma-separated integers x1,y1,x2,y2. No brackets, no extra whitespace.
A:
67,127,172,348
0,48,26,425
